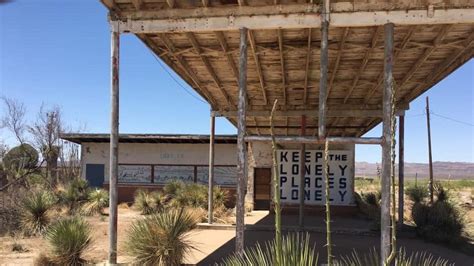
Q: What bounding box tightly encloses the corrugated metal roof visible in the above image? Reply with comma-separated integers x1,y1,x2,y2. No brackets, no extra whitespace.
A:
61,133,237,144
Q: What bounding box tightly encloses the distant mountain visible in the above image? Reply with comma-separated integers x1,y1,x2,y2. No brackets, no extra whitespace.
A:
355,161,474,179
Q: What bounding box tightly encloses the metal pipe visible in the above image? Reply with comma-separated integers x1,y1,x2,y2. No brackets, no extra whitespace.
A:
108,28,120,265
208,112,215,224
235,27,248,254
398,115,405,227
381,22,394,264
244,135,383,145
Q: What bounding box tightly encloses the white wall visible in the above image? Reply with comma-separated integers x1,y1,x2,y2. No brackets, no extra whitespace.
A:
81,142,237,180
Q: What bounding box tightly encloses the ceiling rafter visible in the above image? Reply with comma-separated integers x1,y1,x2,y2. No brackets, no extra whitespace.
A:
248,30,269,105
327,27,350,100
131,0,143,10
155,34,217,108
303,28,312,105
101,0,120,11
363,26,417,103
343,26,382,104
215,32,239,84
202,0,209,7
277,29,287,105
238,0,246,6
186,32,233,107
166,0,175,8
400,30,474,102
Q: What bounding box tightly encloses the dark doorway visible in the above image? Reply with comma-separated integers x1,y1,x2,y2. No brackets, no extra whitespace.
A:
254,168,271,210
85,164,105,188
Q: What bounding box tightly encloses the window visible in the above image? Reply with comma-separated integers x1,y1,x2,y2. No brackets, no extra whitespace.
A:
154,165,194,184
197,166,237,186
118,165,152,183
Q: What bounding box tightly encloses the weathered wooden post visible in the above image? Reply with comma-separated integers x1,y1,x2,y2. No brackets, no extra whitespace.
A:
319,0,329,139
208,112,215,224
236,27,248,254
426,97,434,203
381,22,394,264
108,22,120,265
299,115,306,228
398,114,405,227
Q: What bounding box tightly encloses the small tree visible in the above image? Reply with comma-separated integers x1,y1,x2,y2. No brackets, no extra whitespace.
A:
3,144,39,172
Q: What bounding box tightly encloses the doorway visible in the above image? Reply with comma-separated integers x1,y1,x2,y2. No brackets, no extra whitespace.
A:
253,168,271,210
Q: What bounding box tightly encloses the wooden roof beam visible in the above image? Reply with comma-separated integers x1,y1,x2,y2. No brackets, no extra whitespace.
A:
277,29,287,105
397,25,452,89
303,28,312,105
113,8,474,33
363,26,416,103
343,26,381,104
131,0,143,10
215,31,239,84
248,30,269,105
166,0,175,8
327,27,349,100
202,0,209,7
101,0,120,11
214,108,408,118
238,0,246,6
400,30,474,102
185,32,233,107
156,34,217,108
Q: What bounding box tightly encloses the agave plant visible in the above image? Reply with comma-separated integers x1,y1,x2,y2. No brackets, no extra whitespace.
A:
221,233,318,266
20,190,56,235
60,178,90,214
81,189,109,216
126,208,198,265
45,217,92,265
335,247,453,266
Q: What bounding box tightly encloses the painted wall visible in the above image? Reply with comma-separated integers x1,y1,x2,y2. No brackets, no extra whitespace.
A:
81,142,237,181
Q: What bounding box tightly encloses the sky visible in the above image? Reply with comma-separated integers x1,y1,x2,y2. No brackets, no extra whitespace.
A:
0,0,473,163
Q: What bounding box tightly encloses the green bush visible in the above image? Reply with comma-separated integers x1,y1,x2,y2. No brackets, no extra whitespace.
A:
222,233,318,266
434,182,448,202
126,208,198,265
335,247,453,266
413,200,464,244
213,186,230,209
20,191,56,235
3,144,38,171
81,189,109,216
172,183,207,209
361,191,380,206
405,185,428,203
45,217,92,265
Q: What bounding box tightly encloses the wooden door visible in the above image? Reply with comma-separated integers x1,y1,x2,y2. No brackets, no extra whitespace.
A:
254,168,271,210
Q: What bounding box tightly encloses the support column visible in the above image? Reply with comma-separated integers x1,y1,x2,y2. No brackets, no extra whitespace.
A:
108,25,120,265
398,114,405,227
381,22,394,264
319,0,329,139
208,112,215,224
299,115,306,228
236,27,248,254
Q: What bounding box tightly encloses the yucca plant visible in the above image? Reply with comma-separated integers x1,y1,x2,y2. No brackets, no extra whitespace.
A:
81,189,109,216
126,208,198,265
405,185,428,203
221,233,318,266
151,191,167,212
212,186,229,209
134,189,157,215
20,191,56,235
335,247,453,266
163,180,185,197
45,217,92,265
60,178,90,214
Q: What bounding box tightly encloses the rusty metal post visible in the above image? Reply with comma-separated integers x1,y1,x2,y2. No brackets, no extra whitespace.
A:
108,24,120,265
299,115,306,228
319,2,329,139
208,112,215,224
398,114,405,227
381,22,394,264
236,27,248,254
426,97,434,203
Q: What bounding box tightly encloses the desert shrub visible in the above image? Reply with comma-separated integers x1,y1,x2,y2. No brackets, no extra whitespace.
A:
405,185,428,203
45,217,92,265
81,189,109,216
213,186,229,209
151,191,167,212
59,178,89,214
134,189,158,215
222,233,318,266
171,183,207,209
354,192,380,228
335,247,453,266
413,200,465,244
3,144,38,171
126,208,198,265
33,252,55,266
434,182,448,202
20,190,56,235
163,180,185,197
361,191,380,206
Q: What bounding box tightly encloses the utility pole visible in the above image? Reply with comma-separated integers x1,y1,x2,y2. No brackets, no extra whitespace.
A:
426,96,434,203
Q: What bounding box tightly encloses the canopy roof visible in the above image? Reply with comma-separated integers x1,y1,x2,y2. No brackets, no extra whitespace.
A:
101,0,474,137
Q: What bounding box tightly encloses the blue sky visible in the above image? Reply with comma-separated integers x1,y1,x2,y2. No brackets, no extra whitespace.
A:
1,0,473,163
